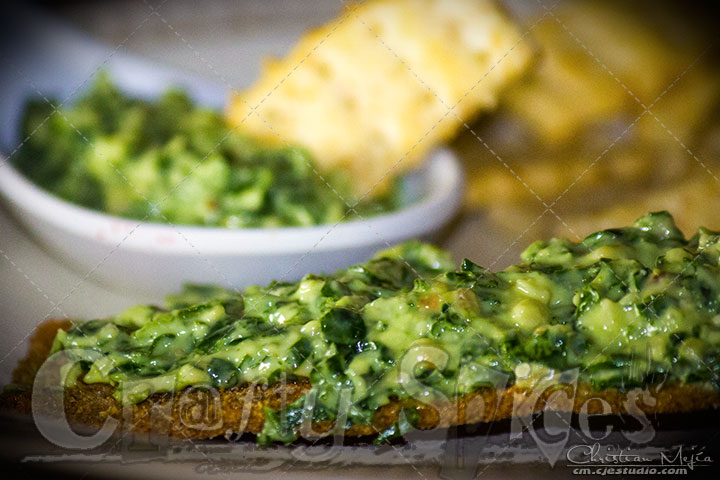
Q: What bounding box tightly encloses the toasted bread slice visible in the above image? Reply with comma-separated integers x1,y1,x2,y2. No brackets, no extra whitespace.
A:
3,320,718,442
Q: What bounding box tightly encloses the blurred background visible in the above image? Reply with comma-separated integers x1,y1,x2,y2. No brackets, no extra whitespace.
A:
34,0,720,268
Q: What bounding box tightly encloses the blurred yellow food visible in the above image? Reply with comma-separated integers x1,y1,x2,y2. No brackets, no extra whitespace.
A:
228,0,532,198
461,0,720,235
502,0,689,147
568,174,720,236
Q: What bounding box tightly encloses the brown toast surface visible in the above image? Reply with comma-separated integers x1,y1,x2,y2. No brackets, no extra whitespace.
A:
2,320,719,441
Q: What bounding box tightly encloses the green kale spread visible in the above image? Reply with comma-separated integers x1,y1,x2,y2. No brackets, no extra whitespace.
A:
50,212,720,443
13,73,397,227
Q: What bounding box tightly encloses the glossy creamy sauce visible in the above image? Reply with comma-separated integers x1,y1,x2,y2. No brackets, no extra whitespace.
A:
51,213,720,443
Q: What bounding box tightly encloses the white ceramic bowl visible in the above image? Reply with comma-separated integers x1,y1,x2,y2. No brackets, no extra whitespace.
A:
0,149,462,296
0,8,463,296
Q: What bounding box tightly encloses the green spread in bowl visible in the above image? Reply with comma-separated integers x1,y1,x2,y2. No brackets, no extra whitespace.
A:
14,73,398,227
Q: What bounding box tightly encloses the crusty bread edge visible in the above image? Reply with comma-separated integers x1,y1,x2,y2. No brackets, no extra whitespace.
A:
2,319,719,441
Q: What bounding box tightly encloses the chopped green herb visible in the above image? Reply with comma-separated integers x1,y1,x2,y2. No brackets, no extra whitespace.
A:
50,213,720,444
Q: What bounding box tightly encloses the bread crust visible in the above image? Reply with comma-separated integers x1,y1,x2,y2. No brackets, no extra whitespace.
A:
3,320,719,441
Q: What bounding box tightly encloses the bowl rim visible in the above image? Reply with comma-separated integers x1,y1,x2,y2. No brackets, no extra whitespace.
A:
0,148,464,255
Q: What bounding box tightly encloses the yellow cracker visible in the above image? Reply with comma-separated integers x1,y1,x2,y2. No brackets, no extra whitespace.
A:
227,0,532,196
